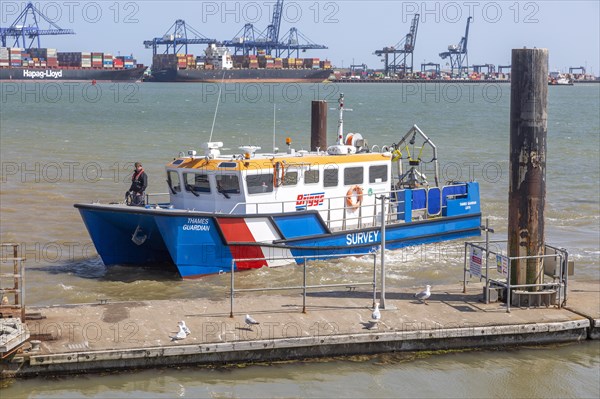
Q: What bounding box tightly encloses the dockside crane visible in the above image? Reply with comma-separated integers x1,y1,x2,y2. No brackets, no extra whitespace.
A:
350,63,368,72
223,0,327,57
225,23,261,55
0,2,74,49
374,14,420,77
473,64,495,74
498,65,511,74
439,16,472,78
569,66,586,75
143,20,216,55
421,62,441,77
277,28,327,58
263,0,284,54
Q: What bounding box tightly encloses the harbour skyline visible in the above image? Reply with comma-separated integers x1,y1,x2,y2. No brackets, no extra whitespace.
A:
1,0,598,74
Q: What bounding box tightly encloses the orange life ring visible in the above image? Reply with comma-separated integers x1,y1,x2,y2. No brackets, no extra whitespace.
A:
346,185,363,210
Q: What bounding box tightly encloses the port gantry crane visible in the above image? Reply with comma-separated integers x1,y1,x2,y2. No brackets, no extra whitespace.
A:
498,65,511,74
421,62,441,77
473,64,495,74
569,66,586,75
263,0,284,55
0,2,74,49
439,16,472,78
374,14,420,78
226,23,261,56
222,0,327,57
276,27,327,58
143,20,216,55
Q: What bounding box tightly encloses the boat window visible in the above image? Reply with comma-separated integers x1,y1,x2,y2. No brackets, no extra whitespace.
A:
304,169,319,184
247,173,274,194
369,165,388,183
283,171,298,186
215,174,241,195
183,173,211,193
324,168,338,187
167,171,181,194
218,162,237,168
344,167,364,185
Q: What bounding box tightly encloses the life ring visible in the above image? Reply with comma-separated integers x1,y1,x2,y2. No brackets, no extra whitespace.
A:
346,185,363,210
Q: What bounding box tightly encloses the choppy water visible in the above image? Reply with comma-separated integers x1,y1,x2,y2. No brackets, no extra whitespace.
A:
1,81,599,397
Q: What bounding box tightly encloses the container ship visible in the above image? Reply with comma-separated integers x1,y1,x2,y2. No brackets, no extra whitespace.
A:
150,44,332,83
0,47,146,81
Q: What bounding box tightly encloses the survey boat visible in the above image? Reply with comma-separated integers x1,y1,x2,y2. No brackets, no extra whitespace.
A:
75,95,481,278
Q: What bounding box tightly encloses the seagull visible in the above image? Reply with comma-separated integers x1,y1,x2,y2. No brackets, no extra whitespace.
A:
170,324,187,341
367,303,382,330
415,285,432,304
371,303,381,321
178,320,191,335
245,314,260,329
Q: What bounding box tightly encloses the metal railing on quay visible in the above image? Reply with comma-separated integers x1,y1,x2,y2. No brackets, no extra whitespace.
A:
229,253,378,318
463,237,569,313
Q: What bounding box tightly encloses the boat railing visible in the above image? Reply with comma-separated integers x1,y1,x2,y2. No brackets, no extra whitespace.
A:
145,192,170,206
227,190,403,230
322,189,404,231
227,182,469,229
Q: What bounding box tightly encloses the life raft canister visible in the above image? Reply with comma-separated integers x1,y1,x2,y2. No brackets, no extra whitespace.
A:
346,185,363,210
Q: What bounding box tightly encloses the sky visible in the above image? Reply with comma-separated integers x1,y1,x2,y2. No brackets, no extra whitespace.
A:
1,0,599,74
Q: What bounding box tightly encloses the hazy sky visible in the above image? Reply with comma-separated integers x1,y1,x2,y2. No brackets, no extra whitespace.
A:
2,0,599,74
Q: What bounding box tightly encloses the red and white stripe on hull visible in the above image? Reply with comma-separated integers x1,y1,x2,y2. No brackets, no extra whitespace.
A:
217,217,293,270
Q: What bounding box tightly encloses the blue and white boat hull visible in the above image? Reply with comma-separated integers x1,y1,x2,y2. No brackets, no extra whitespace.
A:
75,183,481,278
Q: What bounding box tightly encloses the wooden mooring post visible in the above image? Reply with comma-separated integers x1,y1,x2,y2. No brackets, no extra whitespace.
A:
311,100,328,151
508,48,548,288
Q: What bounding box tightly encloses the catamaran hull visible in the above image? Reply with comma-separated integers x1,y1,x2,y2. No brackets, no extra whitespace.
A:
75,183,482,278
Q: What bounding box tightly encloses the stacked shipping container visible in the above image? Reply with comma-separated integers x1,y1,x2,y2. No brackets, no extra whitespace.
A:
152,53,332,72
92,52,103,67
10,48,22,66
1,47,10,67
103,53,113,68
81,52,92,68
0,48,138,69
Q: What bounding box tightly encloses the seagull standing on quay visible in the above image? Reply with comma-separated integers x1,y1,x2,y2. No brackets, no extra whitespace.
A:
178,320,191,335
170,324,187,341
415,285,432,304
245,314,260,330
372,303,381,321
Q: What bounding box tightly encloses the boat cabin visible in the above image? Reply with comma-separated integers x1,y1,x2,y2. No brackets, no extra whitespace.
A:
165,142,392,230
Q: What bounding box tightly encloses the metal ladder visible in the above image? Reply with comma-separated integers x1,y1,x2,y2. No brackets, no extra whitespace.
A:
0,243,25,321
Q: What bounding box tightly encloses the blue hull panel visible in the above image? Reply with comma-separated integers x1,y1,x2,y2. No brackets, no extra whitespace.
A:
153,215,236,277
78,207,171,266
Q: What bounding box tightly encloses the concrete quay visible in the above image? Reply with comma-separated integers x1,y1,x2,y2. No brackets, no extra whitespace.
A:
2,280,598,378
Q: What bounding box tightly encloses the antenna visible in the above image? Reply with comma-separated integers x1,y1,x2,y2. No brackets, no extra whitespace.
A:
209,72,226,143
330,93,353,145
273,102,276,153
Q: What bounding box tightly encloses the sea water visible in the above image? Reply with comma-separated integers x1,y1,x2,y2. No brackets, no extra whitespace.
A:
1,81,598,397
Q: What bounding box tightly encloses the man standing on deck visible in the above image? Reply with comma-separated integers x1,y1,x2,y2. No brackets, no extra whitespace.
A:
127,162,148,206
